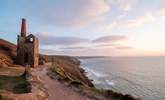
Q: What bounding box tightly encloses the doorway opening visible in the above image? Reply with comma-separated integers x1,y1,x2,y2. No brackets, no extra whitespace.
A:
24,52,28,63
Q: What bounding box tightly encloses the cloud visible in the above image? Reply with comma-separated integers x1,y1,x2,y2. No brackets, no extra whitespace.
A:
101,12,155,32
159,4,165,20
115,46,133,49
60,46,87,50
95,43,119,47
126,12,155,27
39,34,130,55
108,0,136,11
39,34,89,46
103,21,118,32
40,48,59,54
92,35,128,43
96,12,155,33
26,0,110,28
160,4,165,13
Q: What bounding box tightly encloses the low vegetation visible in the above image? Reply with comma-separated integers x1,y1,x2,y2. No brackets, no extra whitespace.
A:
0,67,31,99
0,74,31,93
0,39,141,100
51,63,83,85
50,63,141,100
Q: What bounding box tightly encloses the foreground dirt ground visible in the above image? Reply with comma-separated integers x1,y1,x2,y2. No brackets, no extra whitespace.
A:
32,63,91,100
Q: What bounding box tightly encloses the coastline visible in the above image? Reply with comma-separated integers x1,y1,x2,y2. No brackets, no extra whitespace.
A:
0,39,140,100
46,55,140,100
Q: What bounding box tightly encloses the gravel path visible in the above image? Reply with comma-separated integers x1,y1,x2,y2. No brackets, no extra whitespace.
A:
32,63,90,100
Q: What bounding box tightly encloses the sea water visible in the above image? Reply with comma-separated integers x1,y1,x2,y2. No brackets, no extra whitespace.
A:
80,57,165,100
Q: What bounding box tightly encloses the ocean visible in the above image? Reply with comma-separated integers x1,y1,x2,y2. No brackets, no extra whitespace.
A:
80,57,165,100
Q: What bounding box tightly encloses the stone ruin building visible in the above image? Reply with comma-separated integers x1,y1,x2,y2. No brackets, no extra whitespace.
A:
16,18,39,67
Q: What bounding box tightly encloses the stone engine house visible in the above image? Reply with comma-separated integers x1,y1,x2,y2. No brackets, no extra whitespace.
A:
16,18,39,67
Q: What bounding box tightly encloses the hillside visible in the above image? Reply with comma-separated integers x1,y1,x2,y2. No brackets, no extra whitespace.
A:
0,39,80,68
0,39,16,67
0,38,93,86
0,38,139,100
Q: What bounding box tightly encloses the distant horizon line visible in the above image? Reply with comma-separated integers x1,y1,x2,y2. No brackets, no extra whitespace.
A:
42,54,165,58
76,55,165,57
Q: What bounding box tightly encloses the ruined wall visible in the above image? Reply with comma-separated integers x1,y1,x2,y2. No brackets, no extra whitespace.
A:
16,18,39,67
34,37,39,67
16,35,26,65
16,35,39,67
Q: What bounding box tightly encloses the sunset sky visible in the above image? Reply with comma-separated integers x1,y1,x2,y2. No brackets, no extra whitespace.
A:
1,0,165,56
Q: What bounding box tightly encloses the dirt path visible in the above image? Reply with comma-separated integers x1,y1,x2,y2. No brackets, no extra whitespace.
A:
32,63,90,100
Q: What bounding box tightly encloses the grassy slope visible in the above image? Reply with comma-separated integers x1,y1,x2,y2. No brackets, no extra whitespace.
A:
50,64,141,100
0,39,16,67
0,66,31,100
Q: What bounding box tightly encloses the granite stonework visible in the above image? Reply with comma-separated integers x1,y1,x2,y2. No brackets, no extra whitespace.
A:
16,18,39,67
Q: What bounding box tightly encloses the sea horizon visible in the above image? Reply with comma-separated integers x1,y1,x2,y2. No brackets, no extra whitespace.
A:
80,56,165,100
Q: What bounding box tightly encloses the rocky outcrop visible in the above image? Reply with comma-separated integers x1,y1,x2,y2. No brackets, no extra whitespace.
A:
48,63,141,100
42,54,80,66
43,54,93,87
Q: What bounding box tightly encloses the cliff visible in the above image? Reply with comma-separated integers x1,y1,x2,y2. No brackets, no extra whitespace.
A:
0,38,140,100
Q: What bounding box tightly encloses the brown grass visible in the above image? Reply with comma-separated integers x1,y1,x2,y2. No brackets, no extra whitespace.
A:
0,67,31,94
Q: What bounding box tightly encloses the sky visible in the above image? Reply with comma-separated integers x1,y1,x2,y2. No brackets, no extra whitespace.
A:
0,0,165,56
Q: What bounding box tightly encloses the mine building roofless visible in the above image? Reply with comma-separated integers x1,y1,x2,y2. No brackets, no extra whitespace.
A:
16,18,39,67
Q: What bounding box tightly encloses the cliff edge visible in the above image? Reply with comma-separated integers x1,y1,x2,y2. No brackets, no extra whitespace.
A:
0,39,140,100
